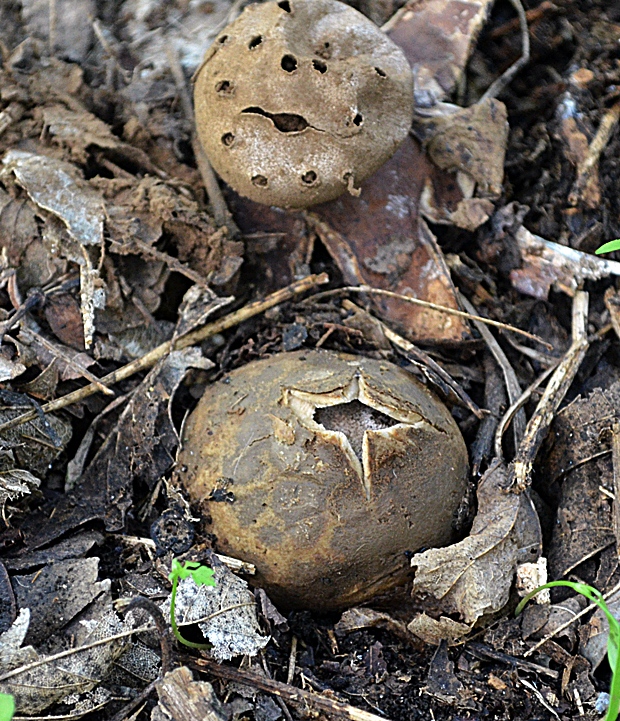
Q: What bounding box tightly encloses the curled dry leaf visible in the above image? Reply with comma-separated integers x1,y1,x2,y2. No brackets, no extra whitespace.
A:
2,150,104,247
411,463,542,625
407,613,472,645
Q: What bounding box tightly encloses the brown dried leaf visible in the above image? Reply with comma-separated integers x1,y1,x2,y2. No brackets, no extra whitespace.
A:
407,613,472,644
411,463,542,624
42,104,120,163
387,0,494,106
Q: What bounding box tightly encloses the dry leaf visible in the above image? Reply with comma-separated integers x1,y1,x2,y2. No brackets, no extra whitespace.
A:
165,558,269,661
407,613,472,645
411,463,542,624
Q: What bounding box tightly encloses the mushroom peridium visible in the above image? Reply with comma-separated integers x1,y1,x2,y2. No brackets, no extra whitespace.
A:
178,350,468,611
193,0,414,209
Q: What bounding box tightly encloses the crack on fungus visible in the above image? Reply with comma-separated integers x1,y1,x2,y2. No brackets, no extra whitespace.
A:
284,374,424,500
242,106,317,133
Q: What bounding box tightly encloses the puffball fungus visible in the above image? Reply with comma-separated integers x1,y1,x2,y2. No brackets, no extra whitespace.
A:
193,0,414,209
179,350,468,611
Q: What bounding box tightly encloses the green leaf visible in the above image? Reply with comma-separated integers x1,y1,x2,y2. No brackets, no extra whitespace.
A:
0,693,15,721
189,565,216,587
168,558,215,650
596,239,620,255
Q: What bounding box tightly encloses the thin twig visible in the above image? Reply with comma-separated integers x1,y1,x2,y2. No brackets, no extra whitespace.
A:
310,286,550,348
342,299,483,419
494,364,557,458
569,100,620,206
0,624,154,684
0,274,328,435
165,45,240,236
481,0,530,101
613,423,620,557
509,290,590,491
20,326,114,396
524,578,620,657
460,293,526,450
194,658,392,721
48,0,56,55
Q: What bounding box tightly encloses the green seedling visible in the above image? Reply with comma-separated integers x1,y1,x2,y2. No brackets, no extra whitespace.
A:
596,240,620,255
168,558,216,649
0,693,15,721
516,581,620,721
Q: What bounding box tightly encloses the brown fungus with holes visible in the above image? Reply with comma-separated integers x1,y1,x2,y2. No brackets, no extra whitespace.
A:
178,350,468,611
193,0,414,209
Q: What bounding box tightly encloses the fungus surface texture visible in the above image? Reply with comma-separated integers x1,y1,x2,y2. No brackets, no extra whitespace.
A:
179,350,468,610
193,0,414,208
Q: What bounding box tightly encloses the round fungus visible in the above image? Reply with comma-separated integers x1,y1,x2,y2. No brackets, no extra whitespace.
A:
178,350,469,611
193,0,414,209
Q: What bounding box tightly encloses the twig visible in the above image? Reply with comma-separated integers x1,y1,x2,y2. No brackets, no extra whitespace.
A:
508,290,590,491
460,293,526,450
0,624,154,684
286,636,298,686
124,597,172,674
117,236,216,289
569,100,620,206
107,680,158,721
48,0,56,56
494,364,557,458
613,423,620,558
481,0,530,102
194,658,392,721
489,1,557,39
165,45,240,237
0,273,328,435
524,578,620,658
19,326,114,396
310,286,551,347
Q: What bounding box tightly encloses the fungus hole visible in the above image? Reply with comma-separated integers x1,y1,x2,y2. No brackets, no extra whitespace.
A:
374,66,386,77
249,35,263,49
316,41,331,59
312,59,327,73
218,35,229,44
353,113,363,126
281,54,297,72
242,106,309,133
252,174,268,187
301,170,317,185
315,401,398,459
221,132,234,146
278,0,291,11
215,80,233,94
